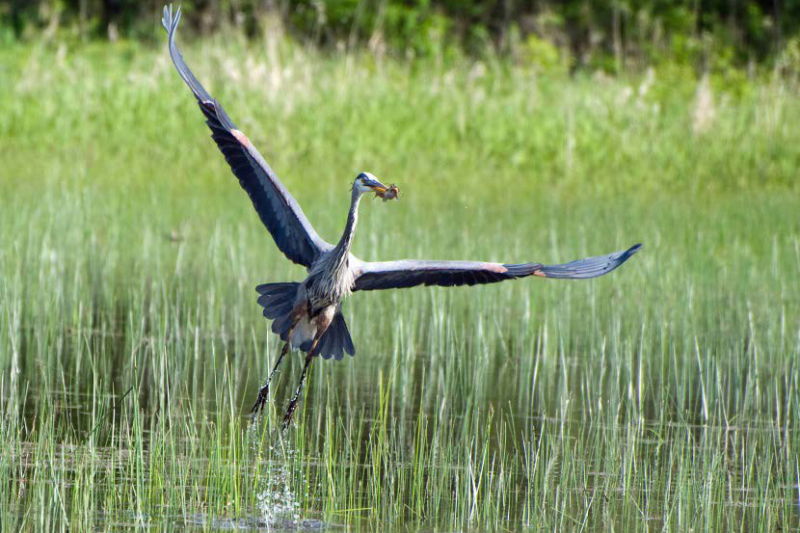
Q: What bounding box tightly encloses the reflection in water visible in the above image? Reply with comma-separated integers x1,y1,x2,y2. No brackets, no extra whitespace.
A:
182,513,329,531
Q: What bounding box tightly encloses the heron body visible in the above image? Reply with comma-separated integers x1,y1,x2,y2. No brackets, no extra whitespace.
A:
161,5,642,427
264,185,366,355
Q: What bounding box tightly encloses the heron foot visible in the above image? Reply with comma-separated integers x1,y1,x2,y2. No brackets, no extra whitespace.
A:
250,385,270,414
250,339,292,416
282,398,299,430
280,343,318,431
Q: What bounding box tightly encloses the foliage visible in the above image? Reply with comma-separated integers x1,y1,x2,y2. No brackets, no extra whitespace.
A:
3,0,800,71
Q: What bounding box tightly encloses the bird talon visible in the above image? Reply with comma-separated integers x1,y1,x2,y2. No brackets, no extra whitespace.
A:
250,387,270,414
282,400,299,430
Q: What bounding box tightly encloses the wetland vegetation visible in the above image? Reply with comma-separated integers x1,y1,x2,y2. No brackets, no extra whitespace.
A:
1,29,799,532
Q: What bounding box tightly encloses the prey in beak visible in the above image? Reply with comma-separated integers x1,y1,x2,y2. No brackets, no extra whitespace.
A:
374,183,400,201
355,172,400,201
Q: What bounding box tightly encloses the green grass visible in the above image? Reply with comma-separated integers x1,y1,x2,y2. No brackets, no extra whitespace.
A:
0,34,799,532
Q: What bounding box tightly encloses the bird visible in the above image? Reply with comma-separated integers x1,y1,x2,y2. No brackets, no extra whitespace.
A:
161,5,641,427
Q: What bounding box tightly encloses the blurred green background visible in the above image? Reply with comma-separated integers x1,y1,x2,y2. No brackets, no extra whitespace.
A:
5,0,800,74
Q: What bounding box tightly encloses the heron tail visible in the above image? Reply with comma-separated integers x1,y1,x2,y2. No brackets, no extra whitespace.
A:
255,282,355,360
317,313,355,361
256,282,300,341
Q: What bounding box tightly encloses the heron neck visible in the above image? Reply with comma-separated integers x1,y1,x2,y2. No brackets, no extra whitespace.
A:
332,190,363,262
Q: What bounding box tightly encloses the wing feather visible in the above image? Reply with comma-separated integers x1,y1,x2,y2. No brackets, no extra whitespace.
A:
353,244,641,291
162,6,331,267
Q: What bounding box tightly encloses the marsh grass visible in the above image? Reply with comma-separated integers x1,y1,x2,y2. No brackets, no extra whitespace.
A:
0,35,799,532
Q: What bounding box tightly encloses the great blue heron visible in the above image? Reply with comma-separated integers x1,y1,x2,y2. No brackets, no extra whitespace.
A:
162,5,641,427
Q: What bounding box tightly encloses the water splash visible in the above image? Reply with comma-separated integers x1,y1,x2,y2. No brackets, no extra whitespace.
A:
256,445,301,526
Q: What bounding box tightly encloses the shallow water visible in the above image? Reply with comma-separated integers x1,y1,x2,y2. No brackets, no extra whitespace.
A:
5,374,799,533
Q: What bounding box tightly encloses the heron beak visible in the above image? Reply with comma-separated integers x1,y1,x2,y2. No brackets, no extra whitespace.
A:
361,175,398,200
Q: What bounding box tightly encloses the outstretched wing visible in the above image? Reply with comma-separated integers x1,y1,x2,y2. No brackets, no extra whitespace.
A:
353,244,641,291
162,6,331,267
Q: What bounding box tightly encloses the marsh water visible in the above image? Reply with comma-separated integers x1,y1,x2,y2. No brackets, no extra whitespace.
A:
5,313,799,533
3,193,799,532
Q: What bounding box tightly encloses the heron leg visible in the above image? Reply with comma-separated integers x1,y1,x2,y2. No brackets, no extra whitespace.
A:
282,340,319,430
251,328,293,414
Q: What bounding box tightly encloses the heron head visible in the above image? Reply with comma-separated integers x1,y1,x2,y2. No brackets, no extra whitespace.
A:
354,172,387,194
354,172,399,201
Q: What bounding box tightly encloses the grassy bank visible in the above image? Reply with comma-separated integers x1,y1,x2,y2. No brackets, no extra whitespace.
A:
0,37,799,532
